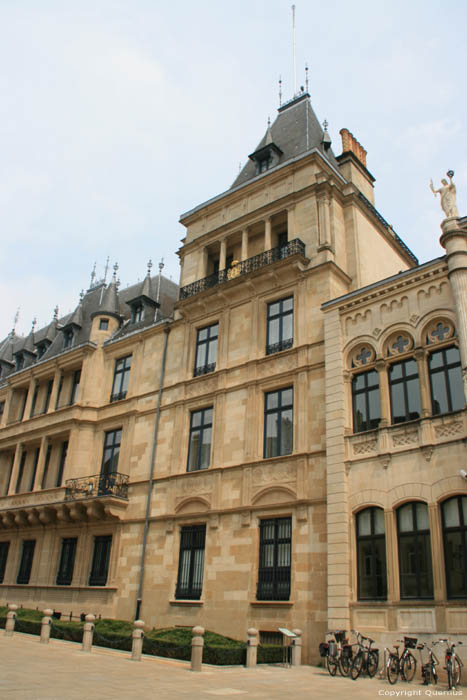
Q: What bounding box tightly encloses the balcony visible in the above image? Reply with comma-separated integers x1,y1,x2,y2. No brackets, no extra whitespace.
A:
65,472,129,501
179,238,306,300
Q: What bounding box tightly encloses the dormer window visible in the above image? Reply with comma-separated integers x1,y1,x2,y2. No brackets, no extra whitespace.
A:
248,142,283,178
257,154,272,174
36,342,49,360
131,303,144,323
99,318,109,330
63,329,74,349
15,354,24,371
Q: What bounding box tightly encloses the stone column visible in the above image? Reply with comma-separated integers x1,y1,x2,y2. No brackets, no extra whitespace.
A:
23,378,36,419
376,360,391,427
48,367,62,413
291,629,302,666
414,349,431,417
131,620,145,661
40,609,53,644
5,604,17,636
81,613,95,652
246,628,258,668
191,626,204,672
241,229,249,261
7,443,23,496
429,503,445,601
33,436,49,492
219,239,227,271
440,218,467,402
385,510,399,603
264,217,272,251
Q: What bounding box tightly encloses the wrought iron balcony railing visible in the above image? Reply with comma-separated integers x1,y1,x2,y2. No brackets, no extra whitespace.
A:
193,362,216,377
65,472,129,501
179,238,306,300
256,567,291,601
266,338,293,356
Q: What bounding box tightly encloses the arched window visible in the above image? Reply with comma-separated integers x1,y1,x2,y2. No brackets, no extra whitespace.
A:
356,507,387,600
397,502,433,599
442,496,467,598
428,346,464,415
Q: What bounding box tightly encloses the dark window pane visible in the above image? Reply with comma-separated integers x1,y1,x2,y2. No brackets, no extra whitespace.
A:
406,377,421,419
187,408,212,471
0,541,10,583
391,383,405,423
443,496,467,598
17,540,35,584
89,535,112,586
448,366,464,411
431,372,448,414
257,518,291,601
175,525,206,599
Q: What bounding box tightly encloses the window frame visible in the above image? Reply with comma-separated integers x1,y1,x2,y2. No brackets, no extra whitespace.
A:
0,541,10,583
352,369,381,433
17,539,36,584
110,355,132,403
397,501,434,600
175,524,206,600
69,370,81,405
266,296,293,356
101,429,122,476
428,345,463,416
88,534,112,586
388,358,421,424
356,507,387,600
187,407,213,472
257,517,292,601
263,387,293,458
194,323,218,377
441,495,467,599
56,537,78,586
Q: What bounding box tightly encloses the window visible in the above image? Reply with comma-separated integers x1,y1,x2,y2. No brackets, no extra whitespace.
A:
0,541,10,583
56,537,77,585
43,379,53,414
356,507,387,600
89,535,112,586
110,356,132,402
55,376,63,409
187,408,212,471
19,390,27,421
266,297,293,355
352,370,381,432
99,318,109,330
56,441,68,487
17,540,35,584
397,502,433,599
442,496,467,598
175,525,206,600
69,370,81,405
63,328,74,349
131,303,144,323
429,346,463,415
28,447,40,492
15,450,27,493
389,359,421,424
30,385,39,417
101,430,122,475
194,324,218,376
264,387,293,458
41,445,52,489
4,454,14,496
257,517,291,600
16,354,24,371
0,401,4,420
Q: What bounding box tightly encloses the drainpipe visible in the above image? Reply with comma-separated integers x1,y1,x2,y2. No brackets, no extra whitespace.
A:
135,323,170,620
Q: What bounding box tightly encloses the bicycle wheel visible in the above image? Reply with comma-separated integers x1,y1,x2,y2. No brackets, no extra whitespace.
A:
327,656,338,676
350,651,364,680
401,652,417,682
387,655,399,685
447,657,461,689
339,654,351,677
367,650,379,678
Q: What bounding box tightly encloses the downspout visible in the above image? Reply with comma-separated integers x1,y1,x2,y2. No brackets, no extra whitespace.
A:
135,323,170,620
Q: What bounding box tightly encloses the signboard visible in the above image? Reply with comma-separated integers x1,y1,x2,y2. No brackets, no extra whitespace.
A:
278,627,296,638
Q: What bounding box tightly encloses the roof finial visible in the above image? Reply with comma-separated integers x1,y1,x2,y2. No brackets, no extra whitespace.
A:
147,259,153,277
53,305,59,322
79,289,84,302
158,257,164,273
90,262,97,288
31,317,37,334
156,258,164,303
305,63,309,92
103,256,110,284
10,308,20,337
238,161,242,173
112,262,118,282
279,75,282,107
292,5,297,96
322,119,332,151
267,116,271,128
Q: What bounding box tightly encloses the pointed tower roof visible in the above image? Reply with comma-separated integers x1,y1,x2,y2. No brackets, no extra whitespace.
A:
231,92,338,190
126,260,159,309
63,300,83,330
23,321,37,357
91,264,121,321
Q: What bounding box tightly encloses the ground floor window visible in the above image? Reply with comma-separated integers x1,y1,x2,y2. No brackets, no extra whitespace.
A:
442,495,467,598
257,517,291,600
0,541,10,583
17,540,35,584
356,507,387,600
397,502,433,599
56,537,77,586
89,535,112,586
175,525,206,600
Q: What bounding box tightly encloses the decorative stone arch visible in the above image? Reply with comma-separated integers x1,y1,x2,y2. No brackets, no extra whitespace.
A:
420,312,457,348
344,338,377,370
381,326,415,358
349,489,387,512
388,482,432,509
432,475,467,505
175,496,210,514
252,485,296,507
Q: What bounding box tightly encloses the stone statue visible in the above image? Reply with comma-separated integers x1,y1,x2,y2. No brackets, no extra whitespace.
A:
430,170,459,218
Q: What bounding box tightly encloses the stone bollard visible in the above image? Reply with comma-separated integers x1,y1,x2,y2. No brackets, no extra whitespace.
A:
291,629,302,667
191,626,204,672
81,613,96,652
40,609,53,644
246,628,259,668
5,604,18,637
131,620,145,661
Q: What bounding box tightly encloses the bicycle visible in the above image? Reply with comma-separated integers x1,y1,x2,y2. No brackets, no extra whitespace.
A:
438,638,463,690
350,630,379,680
385,636,417,684
416,640,439,685
319,630,352,677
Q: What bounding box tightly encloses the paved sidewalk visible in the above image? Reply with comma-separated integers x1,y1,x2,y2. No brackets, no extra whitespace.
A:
0,632,464,699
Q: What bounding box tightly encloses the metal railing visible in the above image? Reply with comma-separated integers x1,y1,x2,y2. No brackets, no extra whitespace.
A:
266,338,293,356
179,238,306,300
193,363,216,377
357,193,419,265
256,568,291,601
65,472,129,501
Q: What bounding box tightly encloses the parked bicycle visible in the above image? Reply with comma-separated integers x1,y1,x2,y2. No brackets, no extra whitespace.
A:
319,630,352,677
438,638,463,690
417,640,439,685
350,630,379,680
385,636,417,684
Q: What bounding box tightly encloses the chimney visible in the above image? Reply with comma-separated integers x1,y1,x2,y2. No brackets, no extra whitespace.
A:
339,128,367,168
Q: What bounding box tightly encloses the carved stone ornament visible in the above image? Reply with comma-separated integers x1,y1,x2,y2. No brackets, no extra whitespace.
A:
351,344,376,368
379,454,391,470
425,319,454,345
386,332,414,357
430,171,459,219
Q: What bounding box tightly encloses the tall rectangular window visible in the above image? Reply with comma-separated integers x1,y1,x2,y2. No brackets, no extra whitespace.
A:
194,324,218,376
30,385,39,417
429,346,463,415
356,507,387,600
0,541,10,583
19,390,28,421
175,525,206,600
15,450,27,493
4,454,14,496
89,535,112,586
41,445,52,489
69,370,81,405
397,502,433,599
28,447,40,492
56,537,77,585
257,517,291,600
101,430,122,475
264,387,293,458
110,356,132,402
17,540,36,584
187,408,212,472
55,376,63,409
389,359,421,424
43,380,53,414
266,297,293,355
352,370,381,432
56,441,68,487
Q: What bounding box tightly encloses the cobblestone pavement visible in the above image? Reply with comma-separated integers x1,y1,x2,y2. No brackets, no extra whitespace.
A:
0,633,464,699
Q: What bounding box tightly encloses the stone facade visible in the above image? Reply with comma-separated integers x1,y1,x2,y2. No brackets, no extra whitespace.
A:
0,92,465,662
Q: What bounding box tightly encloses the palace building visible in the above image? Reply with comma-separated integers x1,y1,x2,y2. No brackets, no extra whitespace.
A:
0,89,465,661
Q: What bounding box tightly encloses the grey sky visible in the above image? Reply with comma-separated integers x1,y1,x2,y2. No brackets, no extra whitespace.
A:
1,0,465,338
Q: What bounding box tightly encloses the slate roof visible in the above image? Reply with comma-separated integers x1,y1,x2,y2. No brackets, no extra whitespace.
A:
231,93,339,189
